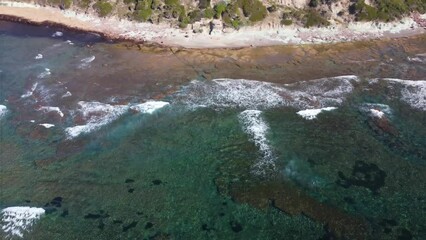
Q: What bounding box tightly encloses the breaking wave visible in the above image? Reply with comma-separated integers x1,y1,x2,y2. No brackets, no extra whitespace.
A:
174,76,358,110
1,206,45,238
296,107,337,120
383,78,426,111
0,105,7,118
238,110,276,175
65,101,128,139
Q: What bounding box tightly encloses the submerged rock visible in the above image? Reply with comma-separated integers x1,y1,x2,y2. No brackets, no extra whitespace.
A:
337,161,387,194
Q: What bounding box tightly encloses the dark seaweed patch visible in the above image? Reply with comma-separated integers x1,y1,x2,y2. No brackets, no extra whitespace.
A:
230,221,243,233
45,196,63,208
24,200,31,203
343,197,355,204
84,213,102,219
44,207,57,215
152,179,162,185
145,222,153,229
219,212,225,217
128,188,135,193
318,225,337,240
98,220,105,230
113,220,123,224
201,223,214,232
336,161,387,194
60,209,69,217
379,219,398,228
122,221,138,232
136,211,143,215
125,179,135,183
50,197,63,207
398,228,412,240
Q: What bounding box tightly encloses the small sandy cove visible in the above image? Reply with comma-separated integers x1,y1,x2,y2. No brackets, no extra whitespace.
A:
1,1,425,48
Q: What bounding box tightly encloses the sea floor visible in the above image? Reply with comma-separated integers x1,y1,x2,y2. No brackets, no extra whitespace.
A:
0,21,425,240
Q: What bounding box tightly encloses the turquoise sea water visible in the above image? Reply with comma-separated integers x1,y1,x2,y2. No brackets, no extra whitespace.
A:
0,21,426,239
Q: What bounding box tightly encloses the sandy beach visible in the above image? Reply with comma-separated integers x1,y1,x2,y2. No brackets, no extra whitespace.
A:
0,1,426,48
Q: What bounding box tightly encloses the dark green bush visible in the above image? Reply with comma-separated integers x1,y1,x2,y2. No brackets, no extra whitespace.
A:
94,1,113,17
281,19,293,25
188,10,202,23
375,0,408,21
231,19,241,29
165,0,179,6
198,0,211,9
134,8,152,21
237,0,267,22
309,0,319,8
214,2,227,19
203,7,215,18
355,0,378,21
304,10,330,27
179,16,190,28
405,0,426,13
79,0,91,8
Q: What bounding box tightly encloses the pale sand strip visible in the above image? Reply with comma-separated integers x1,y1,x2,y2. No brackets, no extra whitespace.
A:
1,1,425,48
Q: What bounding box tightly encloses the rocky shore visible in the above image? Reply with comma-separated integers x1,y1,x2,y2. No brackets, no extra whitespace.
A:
1,1,426,48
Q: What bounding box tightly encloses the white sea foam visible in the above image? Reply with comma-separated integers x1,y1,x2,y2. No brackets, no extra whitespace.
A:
65,101,128,139
62,91,72,98
370,109,385,118
21,82,38,98
238,110,275,175
39,123,55,128
81,56,95,63
407,57,424,63
51,31,63,37
360,103,392,119
37,68,51,79
65,40,74,45
1,206,45,238
296,107,337,120
175,76,358,110
34,54,43,60
78,56,95,69
0,105,7,118
383,78,426,111
130,101,170,114
38,106,64,118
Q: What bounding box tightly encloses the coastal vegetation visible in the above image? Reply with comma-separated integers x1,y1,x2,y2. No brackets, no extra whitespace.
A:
34,0,426,30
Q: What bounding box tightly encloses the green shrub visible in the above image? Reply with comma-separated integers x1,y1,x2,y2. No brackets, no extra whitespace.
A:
135,0,152,10
179,16,190,28
304,10,330,27
355,0,378,21
79,0,91,8
123,0,135,4
188,10,202,23
237,0,267,22
231,19,241,29
151,0,161,9
309,0,319,8
165,0,179,6
281,19,293,25
203,7,215,18
405,0,426,13
198,0,211,9
214,2,227,19
134,8,152,21
94,1,113,17
375,0,408,21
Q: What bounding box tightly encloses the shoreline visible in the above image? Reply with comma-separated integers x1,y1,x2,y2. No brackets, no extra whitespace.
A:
1,1,426,49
